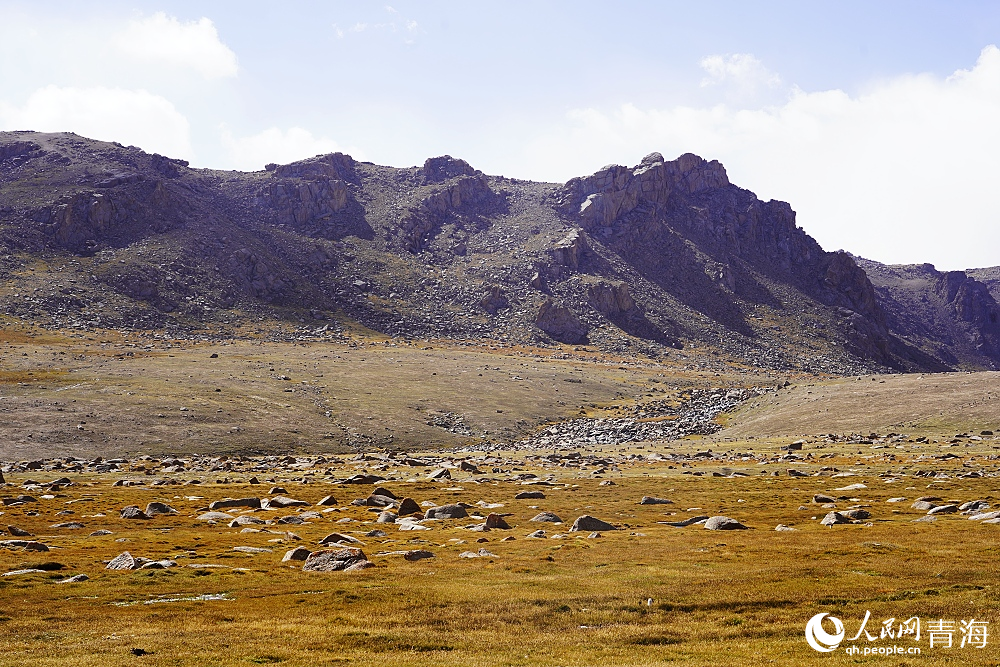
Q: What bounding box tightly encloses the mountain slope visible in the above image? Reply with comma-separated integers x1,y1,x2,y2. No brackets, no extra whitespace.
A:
0,131,996,373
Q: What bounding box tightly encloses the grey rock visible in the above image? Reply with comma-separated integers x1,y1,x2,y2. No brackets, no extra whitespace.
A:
396,498,422,515
145,502,177,516
106,551,137,570
267,496,309,509
530,512,563,523
927,504,958,515
302,547,368,572
570,515,616,532
639,496,673,505
403,549,435,561
209,498,261,511
424,504,468,520
120,506,149,520
820,512,850,526
703,516,748,530
282,547,312,562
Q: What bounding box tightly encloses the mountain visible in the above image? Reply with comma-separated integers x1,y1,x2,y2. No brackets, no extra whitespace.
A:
1,130,997,374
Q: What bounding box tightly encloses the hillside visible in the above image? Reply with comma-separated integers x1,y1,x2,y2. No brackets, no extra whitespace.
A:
1,131,998,374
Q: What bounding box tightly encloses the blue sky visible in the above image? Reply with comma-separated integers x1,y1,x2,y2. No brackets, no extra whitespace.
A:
1,1,999,269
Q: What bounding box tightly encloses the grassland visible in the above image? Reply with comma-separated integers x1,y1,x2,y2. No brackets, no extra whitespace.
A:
3,441,1000,666
2,325,1000,665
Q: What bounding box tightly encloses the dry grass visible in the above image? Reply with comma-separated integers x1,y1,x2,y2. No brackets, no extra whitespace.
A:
2,439,1000,665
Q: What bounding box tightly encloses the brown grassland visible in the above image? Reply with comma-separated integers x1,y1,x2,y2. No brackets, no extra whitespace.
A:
1,325,1000,665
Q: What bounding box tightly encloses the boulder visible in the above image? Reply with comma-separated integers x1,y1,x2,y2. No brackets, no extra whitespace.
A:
515,491,546,500
396,498,422,515
302,547,369,572
927,504,958,515
120,505,149,520
316,495,339,506
198,511,235,522
106,552,137,570
365,494,396,508
535,298,588,344
820,512,850,526
209,498,261,511
282,547,312,562
530,512,563,523
570,515,616,532
639,496,673,505
228,516,266,527
145,502,177,516
485,513,511,529
403,549,435,561
812,494,837,504
424,504,468,520
267,496,309,509
844,509,871,520
703,516,748,530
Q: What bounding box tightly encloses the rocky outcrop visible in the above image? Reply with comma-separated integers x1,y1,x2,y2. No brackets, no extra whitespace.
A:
560,152,730,228
550,229,586,270
265,178,349,227
586,280,635,316
480,285,509,314
395,175,496,252
269,152,357,183
421,155,477,184
535,298,588,344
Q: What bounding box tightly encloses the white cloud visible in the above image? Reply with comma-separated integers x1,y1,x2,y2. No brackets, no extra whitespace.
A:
523,46,1000,270
220,126,359,171
0,86,193,159
700,53,781,89
116,12,238,80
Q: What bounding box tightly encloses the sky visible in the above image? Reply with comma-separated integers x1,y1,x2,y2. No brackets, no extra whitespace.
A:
1,1,999,270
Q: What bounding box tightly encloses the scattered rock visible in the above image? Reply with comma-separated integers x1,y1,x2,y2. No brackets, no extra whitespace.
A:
209,498,261,511
145,502,177,516
302,547,369,572
282,547,312,562
703,516,748,530
639,496,673,505
530,512,563,523
424,504,468,520
403,549,435,561
515,491,546,500
120,505,149,520
396,498,422,515
267,496,309,509
569,515,616,532
106,552,137,570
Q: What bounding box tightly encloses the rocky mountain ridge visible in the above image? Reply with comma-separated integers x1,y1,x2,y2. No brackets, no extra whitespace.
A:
0,131,997,374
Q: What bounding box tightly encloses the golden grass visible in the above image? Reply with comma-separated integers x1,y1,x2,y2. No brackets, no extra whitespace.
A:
2,444,1000,665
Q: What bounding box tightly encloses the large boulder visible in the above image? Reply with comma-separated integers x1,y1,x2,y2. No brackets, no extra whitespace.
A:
302,547,369,572
424,504,468,520
535,298,588,344
703,516,748,530
570,515,616,532
209,498,261,511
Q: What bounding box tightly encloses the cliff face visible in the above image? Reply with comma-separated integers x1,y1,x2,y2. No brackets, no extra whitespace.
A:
0,130,996,374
